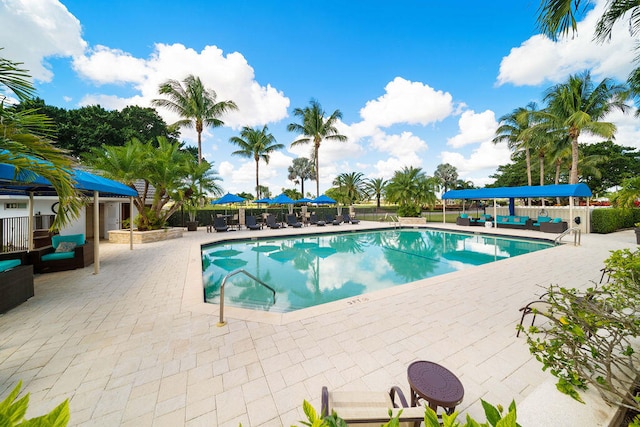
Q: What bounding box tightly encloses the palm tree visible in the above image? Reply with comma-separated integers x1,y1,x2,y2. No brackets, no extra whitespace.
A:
183,157,223,221
332,172,366,205
287,157,315,196
152,74,237,164
229,125,283,199
543,72,629,184
385,167,437,216
493,102,540,187
0,53,81,229
433,163,459,193
364,177,387,208
287,99,347,197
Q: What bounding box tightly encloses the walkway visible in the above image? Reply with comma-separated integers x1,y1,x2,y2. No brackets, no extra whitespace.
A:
0,222,635,426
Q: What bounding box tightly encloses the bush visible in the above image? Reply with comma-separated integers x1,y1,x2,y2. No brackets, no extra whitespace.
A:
591,208,640,233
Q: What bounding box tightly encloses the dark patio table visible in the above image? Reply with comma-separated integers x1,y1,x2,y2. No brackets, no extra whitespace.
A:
407,360,464,422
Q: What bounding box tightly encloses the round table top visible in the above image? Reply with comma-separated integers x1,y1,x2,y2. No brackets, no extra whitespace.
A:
407,361,464,408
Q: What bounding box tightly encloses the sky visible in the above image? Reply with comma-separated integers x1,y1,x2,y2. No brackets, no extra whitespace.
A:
2,0,640,197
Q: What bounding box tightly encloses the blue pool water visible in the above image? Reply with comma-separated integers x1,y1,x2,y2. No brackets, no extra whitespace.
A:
202,229,553,313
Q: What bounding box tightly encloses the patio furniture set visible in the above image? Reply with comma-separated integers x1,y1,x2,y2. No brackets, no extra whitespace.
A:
456,213,568,233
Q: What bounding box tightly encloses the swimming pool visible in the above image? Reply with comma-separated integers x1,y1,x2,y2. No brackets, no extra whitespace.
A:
202,229,553,313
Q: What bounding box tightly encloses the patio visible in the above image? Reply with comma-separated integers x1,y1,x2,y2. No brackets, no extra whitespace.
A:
0,222,635,426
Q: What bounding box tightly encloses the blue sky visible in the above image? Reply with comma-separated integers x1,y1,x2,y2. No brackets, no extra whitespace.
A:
2,0,639,197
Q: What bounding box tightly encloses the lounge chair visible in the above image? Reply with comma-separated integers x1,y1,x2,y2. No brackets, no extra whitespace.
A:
213,216,229,232
321,386,424,427
326,214,341,225
286,214,302,228
245,215,262,231
343,213,360,224
266,214,282,229
310,213,326,226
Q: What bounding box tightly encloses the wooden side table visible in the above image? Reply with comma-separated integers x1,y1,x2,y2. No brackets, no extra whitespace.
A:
407,360,464,418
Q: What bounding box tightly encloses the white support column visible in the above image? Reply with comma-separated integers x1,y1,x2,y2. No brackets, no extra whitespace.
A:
493,199,497,228
93,191,100,275
129,196,133,250
442,200,446,224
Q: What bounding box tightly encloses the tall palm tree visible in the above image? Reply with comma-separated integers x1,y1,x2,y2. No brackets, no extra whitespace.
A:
1,53,81,229
152,74,237,164
364,177,387,208
229,125,283,199
287,157,315,196
543,72,629,184
493,102,539,187
287,99,347,197
433,163,459,193
333,172,366,205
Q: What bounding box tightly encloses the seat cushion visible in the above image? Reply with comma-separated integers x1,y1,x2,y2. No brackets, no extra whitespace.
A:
0,259,21,272
42,251,76,262
460,213,468,218
552,217,563,223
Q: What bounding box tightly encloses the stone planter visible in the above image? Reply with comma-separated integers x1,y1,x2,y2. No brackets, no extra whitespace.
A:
108,228,183,244
398,216,426,225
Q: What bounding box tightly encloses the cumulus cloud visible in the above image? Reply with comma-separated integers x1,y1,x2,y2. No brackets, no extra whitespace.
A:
441,141,511,183
0,0,86,82
497,0,635,86
447,110,498,148
359,77,455,127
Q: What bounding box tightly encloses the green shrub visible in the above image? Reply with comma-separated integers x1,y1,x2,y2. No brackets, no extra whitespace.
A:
591,208,640,233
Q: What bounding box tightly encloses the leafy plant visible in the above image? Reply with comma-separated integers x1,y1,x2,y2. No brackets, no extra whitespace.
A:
521,249,640,417
0,381,69,426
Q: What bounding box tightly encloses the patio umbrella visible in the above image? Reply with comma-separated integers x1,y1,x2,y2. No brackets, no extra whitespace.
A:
295,197,314,203
270,193,296,216
211,193,246,205
254,197,271,204
311,194,336,204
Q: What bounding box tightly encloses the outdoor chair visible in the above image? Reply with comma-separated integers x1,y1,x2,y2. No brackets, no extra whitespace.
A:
266,214,282,229
245,215,262,231
31,233,94,274
326,214,341,225
0,251,34,313
286,214,302,228
321,386,424,427
343,213,360,224
456,213,471,226
213,216,229,232
310,213,325,226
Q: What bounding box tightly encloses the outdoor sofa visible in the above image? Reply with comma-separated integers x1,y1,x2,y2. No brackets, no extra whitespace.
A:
539,218,568,233
31,233,94,273
0,251,34,313
456,213,472,226
495,215,530,229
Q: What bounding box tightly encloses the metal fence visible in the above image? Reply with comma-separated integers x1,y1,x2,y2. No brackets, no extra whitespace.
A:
1,215,56,253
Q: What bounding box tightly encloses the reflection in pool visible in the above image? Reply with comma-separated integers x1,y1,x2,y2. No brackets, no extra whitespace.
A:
202,229,553,313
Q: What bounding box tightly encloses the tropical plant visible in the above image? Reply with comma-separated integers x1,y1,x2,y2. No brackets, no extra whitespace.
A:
332,172,366,205
364,177,388,208
493,102,540,187
433,163,459,193
229,125,283,199
0,380,70,426
152,74,237,163
87,137,193,230
385,167,437,217
0,52,82,229
542,71,629,184
287,99,347,197
183,158,223,221
610,176,640,208
287,157,316,196
521,248,640,421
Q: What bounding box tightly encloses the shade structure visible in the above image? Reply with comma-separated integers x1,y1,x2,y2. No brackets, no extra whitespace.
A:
295,197,314,203
269,193,295,205
311,194,336,204
254,197,271,204
442,184,592,200
211,193,246,205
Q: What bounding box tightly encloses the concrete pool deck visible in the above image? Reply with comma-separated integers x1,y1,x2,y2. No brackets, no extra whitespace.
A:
0,221,636,426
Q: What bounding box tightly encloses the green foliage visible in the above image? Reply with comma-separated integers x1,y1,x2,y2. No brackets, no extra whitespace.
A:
591,208,640,233
0,381,70,426
385,166,437,216
581,141,640,196
522,249,640,414
295,399,518,427
611,177,640,208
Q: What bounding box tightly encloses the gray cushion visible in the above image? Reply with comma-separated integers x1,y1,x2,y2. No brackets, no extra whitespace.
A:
55,241,77,253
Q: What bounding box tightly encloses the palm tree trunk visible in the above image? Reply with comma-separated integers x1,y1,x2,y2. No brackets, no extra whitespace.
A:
539,154,545,207
570,136,579,184
315,144,320,197
255,160,260,199
525,147,532,206
301,179,305,196
197,131,202,164
555,159,561,205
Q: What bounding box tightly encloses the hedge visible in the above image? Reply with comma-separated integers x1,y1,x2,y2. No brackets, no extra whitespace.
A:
591,208,640,233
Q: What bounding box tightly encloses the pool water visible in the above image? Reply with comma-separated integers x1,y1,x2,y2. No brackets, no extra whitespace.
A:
202,229,553,313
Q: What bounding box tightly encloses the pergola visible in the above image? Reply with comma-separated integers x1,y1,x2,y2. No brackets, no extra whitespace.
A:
442,184,593,229
0,161,138,274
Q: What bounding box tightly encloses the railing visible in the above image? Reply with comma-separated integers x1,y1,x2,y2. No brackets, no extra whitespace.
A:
382,213,401,228
554,226,582,246
216,269,276,327
1,215,57,253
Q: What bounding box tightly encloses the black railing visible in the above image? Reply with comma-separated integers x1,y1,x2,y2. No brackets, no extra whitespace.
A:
1,215,56,253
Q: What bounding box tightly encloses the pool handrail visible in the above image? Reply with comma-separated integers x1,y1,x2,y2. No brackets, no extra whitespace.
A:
216,269,276,327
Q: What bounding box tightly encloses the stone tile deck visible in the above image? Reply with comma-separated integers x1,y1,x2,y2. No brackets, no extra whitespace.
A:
0,221,636,426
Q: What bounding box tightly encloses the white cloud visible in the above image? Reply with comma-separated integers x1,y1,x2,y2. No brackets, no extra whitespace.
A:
0,0,86,82
497,0,635,86
74,43,290,132
447,110,498,148
441,140,511,180
359,77,455,127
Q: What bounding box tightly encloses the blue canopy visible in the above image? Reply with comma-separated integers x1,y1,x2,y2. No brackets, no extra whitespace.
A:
254,197,271,204
0,161,138,197
312,194,337,204
269,193,295,204
211,193,246,205
442,184,592,200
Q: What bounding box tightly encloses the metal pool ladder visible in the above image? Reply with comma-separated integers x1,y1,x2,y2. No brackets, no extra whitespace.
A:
554,226,581,246
216,269,276,327
383,213,401,228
